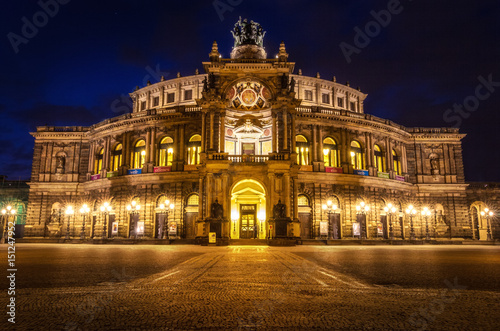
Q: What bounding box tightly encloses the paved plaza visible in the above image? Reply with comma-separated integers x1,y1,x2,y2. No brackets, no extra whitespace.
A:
2,244,500,330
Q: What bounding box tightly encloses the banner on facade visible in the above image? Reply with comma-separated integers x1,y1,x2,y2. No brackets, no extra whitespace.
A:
377,172,390,179
209,232,216,243
127,168,142,175
154,166,171,173
90,174,101,180
325,167,343,173
353,169,369,176
106,171,118,178
136,221,145,235
112,222,118,235
320,221,328,236
395,175,405,182
353,222,361,236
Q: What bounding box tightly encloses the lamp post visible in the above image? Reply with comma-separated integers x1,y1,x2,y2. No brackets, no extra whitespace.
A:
79,204,90,240
421,207,432,241
322,200,340,239
65,205,74,240
100,202,112,240
257,210,265,239
126,201,141,239
383,203,397,240
405,205,417,240
158,201,175,240
1,206,16,244
231,210,239,239
355,201,370,239
480,208,494,241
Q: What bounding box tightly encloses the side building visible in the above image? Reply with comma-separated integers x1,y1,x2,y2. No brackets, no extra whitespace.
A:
24,20,498,242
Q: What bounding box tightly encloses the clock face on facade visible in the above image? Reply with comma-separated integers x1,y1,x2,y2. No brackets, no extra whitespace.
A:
226,81,270,111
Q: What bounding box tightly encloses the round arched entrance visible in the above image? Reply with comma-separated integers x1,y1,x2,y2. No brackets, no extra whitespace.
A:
230,179,267,239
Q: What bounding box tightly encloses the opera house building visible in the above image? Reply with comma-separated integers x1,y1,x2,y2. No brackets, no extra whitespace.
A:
23,19,498,243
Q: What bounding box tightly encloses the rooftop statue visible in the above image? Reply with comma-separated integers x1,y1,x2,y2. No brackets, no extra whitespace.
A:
231,17,266,48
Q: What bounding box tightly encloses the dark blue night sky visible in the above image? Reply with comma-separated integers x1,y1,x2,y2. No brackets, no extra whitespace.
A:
1,0,499,181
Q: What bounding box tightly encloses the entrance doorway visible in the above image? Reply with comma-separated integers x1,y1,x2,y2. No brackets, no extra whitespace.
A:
240,204,257,239
230,179,266,239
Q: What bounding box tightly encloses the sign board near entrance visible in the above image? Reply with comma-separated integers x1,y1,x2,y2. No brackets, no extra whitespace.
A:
320,221,328,236
377,223,383,236
112,222,118,235
209,232,216,244
353,222,361,236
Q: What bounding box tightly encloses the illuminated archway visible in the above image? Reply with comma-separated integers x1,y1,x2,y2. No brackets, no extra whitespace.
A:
230,179,267,239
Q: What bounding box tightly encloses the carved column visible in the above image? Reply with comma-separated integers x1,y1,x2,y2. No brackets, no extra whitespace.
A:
312,125,317,162
293,177,298,220
201,112,206,153
290,113,296,152
219,112,225,153
284,173,290,218
150,126,156,164
210,112,215,150
88,141,95,173
272,112,277,153
318,126,323,162
145,128,151,167
283,111,288,150
179,124,185,165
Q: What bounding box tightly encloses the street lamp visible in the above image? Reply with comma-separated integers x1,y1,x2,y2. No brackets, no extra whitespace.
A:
231,210,239,239
405,204,417,240
421,207,432,240
355,201,370,239
480,208,494,241
126,201,141,239
158,201,175,239
79,204,90,240
100,202,112,240
322,200,340,239
383,203,397,240
65,205,74,240
1,206,16,244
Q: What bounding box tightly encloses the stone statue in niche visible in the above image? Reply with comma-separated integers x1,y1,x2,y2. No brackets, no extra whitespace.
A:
55,155,65,174
273,200,287,219
430,156,439,175
210,199,224,219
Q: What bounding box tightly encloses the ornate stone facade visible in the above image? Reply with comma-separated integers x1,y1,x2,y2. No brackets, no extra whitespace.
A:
24,20,498,242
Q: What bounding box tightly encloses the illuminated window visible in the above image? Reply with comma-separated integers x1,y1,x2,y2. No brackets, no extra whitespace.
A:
323,137,339,167
140,101,146,110
167,93,175,103
131,140,146,169
374,144,385,172
94,148,104,174
184,90,193,100
350,141,364,170
393,149,402,175
153,96,159,107
298,195,309,206
337,97,344,108
295,135,309,166
158,137,174,166
187,135,201,165
111,144,122,172
350,102,356,111
187,194,199,206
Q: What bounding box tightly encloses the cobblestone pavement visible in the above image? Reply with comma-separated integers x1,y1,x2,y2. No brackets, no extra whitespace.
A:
2,245,500,330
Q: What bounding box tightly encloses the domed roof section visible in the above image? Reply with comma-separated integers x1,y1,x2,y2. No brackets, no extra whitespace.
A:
230,17,267,60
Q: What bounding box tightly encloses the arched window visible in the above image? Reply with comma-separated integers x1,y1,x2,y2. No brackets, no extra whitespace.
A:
132,140,146,169
298,195,310,206
158,137,174,167
350,141,364,170
187,194,199,206
392,149,402,175
296,135,310,165
374,144,385,172
323,137,339,167
187,135,201,165
111,144,122,172
94,148,104,174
